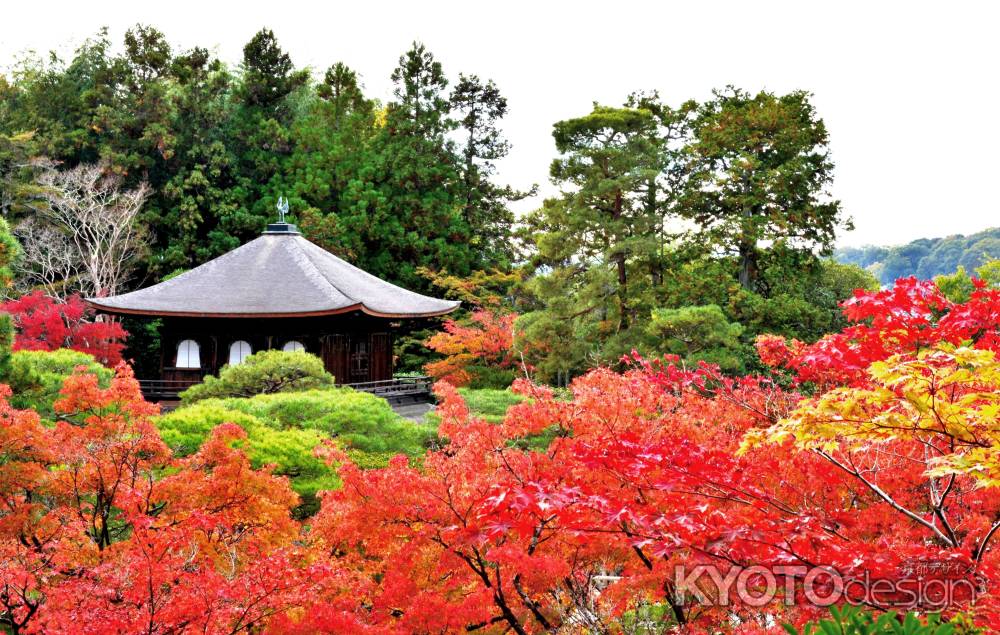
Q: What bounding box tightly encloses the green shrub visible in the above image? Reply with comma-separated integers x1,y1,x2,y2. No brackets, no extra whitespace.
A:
157,400,333,516
425,387,528,428
156,401,266,455
213,388,436,454
647,304,745,373
437,387,569,451
345,448,402,470
0,313,13,380
935,258,1000,303
616,602,681,632
785,605,962,635
6,349,112,419
465,364,516,389
457,387,527,424
179,350,333,404
156,388,437,516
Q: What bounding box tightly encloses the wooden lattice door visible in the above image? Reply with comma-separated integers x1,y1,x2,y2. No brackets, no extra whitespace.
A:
348,337,370,383
370,333,391,381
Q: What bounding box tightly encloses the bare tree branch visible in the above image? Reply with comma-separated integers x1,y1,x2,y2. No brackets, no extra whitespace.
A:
11,217,80,298
34,163,149,298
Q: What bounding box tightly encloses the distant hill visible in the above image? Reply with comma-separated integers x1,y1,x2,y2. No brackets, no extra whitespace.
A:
835,227,1000,286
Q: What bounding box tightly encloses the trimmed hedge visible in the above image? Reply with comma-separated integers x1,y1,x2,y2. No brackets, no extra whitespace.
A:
6,349,112,419
457,387,527,424
179,350,333,404
156,388,437,516
464,364,517,389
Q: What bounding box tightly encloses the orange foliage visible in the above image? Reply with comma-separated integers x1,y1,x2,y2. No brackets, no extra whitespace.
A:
425,309,519,386
0,365,313,633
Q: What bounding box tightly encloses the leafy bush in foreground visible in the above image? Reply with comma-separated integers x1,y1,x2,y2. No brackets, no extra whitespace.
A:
179,350,333,404
156,400,330,515
445,387,560,449
786,605,962,634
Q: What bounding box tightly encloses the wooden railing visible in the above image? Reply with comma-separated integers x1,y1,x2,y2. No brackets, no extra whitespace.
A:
139,376,434,402
344,376,434,399
139,379,201,401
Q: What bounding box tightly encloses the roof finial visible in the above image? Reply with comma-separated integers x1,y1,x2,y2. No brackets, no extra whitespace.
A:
276,196,289,223
264,197,300,235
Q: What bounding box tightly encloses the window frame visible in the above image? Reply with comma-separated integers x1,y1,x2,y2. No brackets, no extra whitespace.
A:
176,339,201,369
228,340,253,366
282,340,306,353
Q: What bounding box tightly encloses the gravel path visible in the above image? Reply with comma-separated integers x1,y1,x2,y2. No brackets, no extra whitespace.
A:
392,402,436,422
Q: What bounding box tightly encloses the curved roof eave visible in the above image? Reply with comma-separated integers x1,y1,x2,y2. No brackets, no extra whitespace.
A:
84,232,462,319
84,299,461,320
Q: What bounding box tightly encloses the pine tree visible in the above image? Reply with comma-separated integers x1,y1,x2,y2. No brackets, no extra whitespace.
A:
337,43,470,289
450,74,533,268
684,87,849,291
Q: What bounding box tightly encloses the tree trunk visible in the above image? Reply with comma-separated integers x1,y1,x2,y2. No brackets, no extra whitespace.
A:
738,239,757,291
616,253,628,328
738,205,757,291
463,121,477,226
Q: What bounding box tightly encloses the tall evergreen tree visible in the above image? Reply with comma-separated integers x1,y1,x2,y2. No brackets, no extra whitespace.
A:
99,24,175,178
517,105,662,376
0,31,117,164
0,217,21,377
683,87,849,291
0,131,45,219
336,43,470,289
240,29,306,112
285,62,376,262
623,91,697,286
316,62,371,126
153,46,241,271
389,43,451,137
231,29,309,249
450,74,532,268
526,105,660,329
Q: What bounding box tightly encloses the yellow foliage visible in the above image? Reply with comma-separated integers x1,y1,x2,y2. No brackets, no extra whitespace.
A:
747,345,1000,486
372,105,388,129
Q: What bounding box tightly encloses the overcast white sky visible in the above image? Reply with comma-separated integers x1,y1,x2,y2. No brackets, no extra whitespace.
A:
1,1,997,247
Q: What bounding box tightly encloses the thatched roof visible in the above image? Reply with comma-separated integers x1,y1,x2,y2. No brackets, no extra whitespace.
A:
87,224,460,319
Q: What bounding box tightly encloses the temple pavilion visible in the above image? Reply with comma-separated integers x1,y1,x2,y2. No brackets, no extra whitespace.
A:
86,220,459,396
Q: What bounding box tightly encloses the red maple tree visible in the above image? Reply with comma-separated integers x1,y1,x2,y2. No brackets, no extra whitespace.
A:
754,276,1000,387
1,291,127,366
292,278,1000,632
